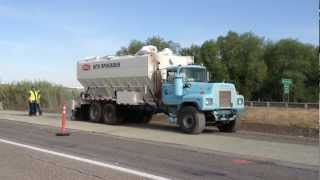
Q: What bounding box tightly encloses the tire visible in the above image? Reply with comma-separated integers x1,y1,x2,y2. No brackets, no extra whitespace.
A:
73,108,81,120
102,103,122,125
124,110,152,124
136,113,152,124
217,117,240,132
178,106,206,134
142,114,152,123
89,102,102,123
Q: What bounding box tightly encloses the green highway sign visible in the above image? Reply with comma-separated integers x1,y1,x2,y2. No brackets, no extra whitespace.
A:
281,78,292,95
284,86,290,94
281,78,292,85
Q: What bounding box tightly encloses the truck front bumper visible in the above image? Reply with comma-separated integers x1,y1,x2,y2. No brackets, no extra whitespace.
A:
212,109,237,121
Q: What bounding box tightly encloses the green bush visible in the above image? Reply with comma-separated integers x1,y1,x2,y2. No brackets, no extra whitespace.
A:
0,81,80,112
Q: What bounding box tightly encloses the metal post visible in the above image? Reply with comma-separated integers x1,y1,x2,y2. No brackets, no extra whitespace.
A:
285,102,288,108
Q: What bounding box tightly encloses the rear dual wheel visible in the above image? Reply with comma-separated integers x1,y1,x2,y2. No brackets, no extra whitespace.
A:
102,103,123,124
89,102,102,122
89,102,123,124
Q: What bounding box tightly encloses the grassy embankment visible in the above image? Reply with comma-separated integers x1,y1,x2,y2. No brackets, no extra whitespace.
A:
240,107,318,136
0,81,80,112
241,107,318,129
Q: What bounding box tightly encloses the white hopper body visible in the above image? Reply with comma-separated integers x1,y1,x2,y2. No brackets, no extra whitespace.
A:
77,54,193,101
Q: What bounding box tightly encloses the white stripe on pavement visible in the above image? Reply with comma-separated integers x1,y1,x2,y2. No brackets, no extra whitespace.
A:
0,138,170,180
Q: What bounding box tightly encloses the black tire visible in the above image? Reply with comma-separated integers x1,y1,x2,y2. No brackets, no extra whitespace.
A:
217,117,240,132
136,113,152,124
89,102,102,123
142,114,152,123
178,106,206,134
73,105,90,121
124,110,152,124
102,103,123,125
73,108,81,120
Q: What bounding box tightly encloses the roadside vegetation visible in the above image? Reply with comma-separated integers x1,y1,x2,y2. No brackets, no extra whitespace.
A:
0,81,80,112
240,106,319,137
0,32,318,112
117,32,319,102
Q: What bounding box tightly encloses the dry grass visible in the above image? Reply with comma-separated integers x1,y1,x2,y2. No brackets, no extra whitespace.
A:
241,107,319,129
152,107,319,130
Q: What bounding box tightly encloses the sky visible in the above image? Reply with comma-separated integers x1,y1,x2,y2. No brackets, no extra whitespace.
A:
0,0,318,87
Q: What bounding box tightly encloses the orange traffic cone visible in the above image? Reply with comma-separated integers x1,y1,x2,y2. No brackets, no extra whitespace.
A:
56,102,70,136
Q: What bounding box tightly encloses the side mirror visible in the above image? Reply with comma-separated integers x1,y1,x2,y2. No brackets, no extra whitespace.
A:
183,83,191,88
174,75,183,96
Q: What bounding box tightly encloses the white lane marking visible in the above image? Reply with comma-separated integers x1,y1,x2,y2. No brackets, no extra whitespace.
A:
0,138,170,180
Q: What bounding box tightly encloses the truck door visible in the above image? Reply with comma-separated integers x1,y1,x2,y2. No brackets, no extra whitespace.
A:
162,69,180,105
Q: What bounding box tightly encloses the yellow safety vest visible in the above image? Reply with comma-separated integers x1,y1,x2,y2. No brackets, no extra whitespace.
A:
29,90,38,102
36,90,41,103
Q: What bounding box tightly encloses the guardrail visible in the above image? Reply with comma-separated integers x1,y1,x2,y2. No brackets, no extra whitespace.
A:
245,101,319,109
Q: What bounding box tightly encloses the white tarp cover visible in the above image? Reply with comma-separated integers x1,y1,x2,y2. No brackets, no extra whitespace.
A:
158,48,173,56
135,45,158,55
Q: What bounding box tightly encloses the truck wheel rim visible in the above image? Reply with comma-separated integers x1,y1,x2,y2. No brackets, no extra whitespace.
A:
182,115,194,129
104,106,113,120
90,106,98,119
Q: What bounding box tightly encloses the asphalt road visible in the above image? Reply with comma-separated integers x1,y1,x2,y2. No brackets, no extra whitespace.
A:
0,110,317,167
0,119,317,180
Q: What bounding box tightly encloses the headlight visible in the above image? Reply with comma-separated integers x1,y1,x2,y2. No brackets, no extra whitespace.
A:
237,98,244,105
205,98,213,106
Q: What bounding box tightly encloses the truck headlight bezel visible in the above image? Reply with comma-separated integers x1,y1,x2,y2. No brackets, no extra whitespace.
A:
237,98,244,105
205,98,213,106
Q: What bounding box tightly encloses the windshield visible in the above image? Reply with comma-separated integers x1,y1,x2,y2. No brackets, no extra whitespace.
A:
180,68,207,82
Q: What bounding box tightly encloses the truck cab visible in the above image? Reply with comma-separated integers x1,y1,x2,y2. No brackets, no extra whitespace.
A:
162,65,244,134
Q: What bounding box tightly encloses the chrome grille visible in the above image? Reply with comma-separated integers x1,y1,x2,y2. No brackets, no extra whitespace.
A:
219,91,231,107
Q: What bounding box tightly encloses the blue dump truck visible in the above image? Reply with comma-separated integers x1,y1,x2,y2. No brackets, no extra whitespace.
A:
75,47,244,134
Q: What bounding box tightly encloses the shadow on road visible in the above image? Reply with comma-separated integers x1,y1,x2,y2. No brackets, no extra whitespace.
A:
73,117,220,134
115,121,220,134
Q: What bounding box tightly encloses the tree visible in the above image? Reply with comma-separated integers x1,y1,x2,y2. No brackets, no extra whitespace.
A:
200,40,229,81
179,44,201,63
217,32,267,100
116,40,144,55
263,39,318,102
145,36,180,53
115,32,318,102
304,46,319,101
116,36,181,55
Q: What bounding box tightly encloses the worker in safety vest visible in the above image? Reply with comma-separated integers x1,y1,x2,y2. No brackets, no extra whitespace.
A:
36,89,42,116
28,86,38,116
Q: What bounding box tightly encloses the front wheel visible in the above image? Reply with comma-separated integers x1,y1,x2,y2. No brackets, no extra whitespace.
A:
178,106,206,134
217,118,240,132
